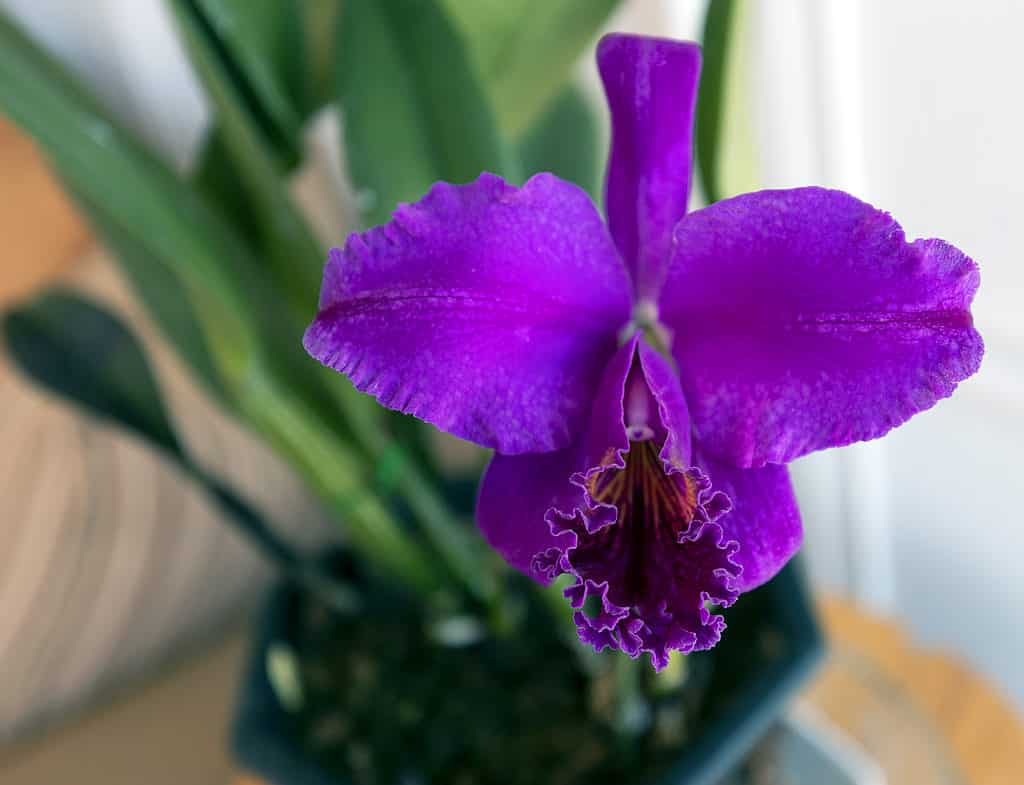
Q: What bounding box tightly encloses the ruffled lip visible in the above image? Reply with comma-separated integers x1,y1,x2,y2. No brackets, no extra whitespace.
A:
533,439,742,671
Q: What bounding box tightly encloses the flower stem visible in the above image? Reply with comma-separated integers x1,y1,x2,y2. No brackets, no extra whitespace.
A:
613,654,649,744
537,576,583,646
195,468,361,614
326,379,499,606
238,366,445,596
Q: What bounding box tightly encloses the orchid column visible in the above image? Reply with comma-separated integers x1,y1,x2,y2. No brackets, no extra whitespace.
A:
306,34,982,669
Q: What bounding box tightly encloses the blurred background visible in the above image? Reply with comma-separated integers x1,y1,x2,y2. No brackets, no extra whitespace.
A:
0,0,1020,783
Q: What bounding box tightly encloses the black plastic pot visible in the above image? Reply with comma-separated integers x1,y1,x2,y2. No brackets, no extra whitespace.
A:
232,558,823,785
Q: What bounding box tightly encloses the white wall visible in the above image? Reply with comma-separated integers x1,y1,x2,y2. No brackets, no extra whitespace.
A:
748,0,1024,711
859,0,1023,709
1,0,208,169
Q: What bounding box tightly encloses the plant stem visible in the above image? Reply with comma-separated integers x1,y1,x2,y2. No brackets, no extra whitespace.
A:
195,467,361,614
536,576,582,646
613,654,649,746
238,367,445,596
178,0,496,607
178,0,494,609
326,380,498,606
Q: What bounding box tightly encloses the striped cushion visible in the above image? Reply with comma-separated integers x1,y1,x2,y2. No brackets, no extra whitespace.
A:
0,249,334,741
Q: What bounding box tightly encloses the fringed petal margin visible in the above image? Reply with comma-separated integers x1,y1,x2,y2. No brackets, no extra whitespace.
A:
541,459,740,670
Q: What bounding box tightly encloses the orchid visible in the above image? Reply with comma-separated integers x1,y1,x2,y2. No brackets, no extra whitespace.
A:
305,34,982,669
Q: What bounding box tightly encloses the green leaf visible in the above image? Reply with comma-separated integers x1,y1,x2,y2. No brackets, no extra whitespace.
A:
189,0,342,151
3,290,183,456
301,0,343,116
0,12,259,394
65,180,228,404
186,0,338,247
191,0,305,161
169,0,324,321
192,127,262,241
517,85,602,200
444,0,620,136
696,0,758,204
191,0,342,226
337,0,513,228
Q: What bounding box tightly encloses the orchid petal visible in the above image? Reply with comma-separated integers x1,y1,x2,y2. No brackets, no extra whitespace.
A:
476,448,580,580
305,172,631,454
636,339,692,467
661,187,983,467
476,336,637,581
693,445,802,592
598,34,701,300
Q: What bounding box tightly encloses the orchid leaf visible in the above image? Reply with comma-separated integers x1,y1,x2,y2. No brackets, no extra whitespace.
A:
190,0,305,160
697,0,758,203
301,0,343,115
444,0,620,136
190,0,341,172
3,291,183,457
0,11,258,396
192,127,262,241
169,0,324,320
337,0,512,228
185,0,329,244
191,0,341,228
169,0,361,429
517,85,602,200
65,180,227,403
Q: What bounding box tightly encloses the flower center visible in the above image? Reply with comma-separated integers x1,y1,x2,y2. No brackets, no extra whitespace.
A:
619,299,674,357
587,441,699,555
542,439,737,668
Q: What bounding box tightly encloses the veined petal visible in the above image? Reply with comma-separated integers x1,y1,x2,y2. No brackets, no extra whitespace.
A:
476,448,580,580
305,173,631,454
693,446,802,592
661,187,983,467
476,336,638,582
637,339,692,467
598,34,701,300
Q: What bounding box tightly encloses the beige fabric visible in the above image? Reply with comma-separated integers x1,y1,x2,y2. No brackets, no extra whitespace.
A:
0,629,246,785
0,249,335,741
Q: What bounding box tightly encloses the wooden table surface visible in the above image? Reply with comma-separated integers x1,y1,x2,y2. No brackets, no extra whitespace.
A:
0,117,89,309
808,598,1023,785
2,117,1021,785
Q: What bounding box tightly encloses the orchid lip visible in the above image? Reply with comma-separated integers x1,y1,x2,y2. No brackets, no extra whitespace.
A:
540,436,740,669
521,336,741,668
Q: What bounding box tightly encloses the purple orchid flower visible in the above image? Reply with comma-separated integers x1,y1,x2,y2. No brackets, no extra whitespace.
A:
305,34,982,669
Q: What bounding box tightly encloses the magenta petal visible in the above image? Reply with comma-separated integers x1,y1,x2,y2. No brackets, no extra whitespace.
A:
477,450,580,581
580,334,638,469
661,187,984,467
693,445,802,592
637,340,692,467
305,172,631,454
476,338,637,581
598,34,701,300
